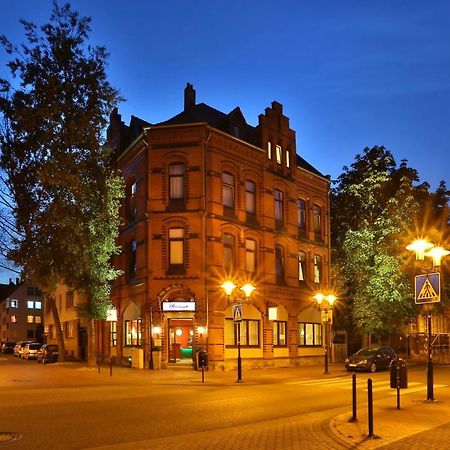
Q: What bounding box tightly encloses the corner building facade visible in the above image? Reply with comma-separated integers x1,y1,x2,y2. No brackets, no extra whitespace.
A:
106,84,331,370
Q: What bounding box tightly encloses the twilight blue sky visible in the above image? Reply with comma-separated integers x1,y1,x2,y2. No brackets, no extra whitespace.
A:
1,0,449,282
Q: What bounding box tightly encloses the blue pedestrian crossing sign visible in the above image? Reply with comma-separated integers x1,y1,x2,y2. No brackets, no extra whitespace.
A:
233,304,243,322
415,273,440,304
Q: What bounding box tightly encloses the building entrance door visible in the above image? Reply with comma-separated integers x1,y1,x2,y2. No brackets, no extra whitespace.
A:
168,318,193,363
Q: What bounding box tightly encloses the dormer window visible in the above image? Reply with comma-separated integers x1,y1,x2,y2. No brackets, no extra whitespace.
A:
276,145,282,164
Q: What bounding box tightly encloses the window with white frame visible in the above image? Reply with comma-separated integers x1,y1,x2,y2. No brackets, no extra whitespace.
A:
9,299,18,308
27,300,34,309
34,301,42,309
299,322,322,346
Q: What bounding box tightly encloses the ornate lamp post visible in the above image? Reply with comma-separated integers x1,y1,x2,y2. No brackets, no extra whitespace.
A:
406,239,449,401
221,280,256,382
314,293,337,375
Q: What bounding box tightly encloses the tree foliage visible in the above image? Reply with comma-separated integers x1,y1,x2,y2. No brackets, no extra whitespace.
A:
331,146,449,338
0,2,123,361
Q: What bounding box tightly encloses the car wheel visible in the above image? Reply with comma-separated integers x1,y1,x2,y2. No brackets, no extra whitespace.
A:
369,362,377,373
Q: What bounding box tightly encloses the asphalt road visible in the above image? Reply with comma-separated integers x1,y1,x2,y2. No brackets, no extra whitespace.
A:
0,355,446,449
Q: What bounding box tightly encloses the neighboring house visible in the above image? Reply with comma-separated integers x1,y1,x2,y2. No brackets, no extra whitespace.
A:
0,279,43,344
43,284,88,361
101,83,332,370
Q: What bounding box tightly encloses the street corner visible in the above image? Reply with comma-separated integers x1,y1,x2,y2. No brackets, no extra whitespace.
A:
329,413,369,448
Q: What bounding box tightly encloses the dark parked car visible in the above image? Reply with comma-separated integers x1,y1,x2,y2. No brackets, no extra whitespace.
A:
345,347,397,373
37,344,59,364
1,341,16,354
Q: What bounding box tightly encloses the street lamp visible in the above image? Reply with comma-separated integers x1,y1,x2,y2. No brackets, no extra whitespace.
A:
406,239,449,401
220,280,256,382
314,293,337,375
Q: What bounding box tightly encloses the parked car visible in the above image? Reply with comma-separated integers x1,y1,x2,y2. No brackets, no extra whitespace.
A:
23,343,42,360
37,344,59,364
1,341,16,354
14,341,32,358
345,347,397,373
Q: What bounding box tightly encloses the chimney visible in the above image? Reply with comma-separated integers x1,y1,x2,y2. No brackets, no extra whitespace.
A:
184,83,196,111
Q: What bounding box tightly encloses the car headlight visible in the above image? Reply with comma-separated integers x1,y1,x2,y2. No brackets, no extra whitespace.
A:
360,359,367,364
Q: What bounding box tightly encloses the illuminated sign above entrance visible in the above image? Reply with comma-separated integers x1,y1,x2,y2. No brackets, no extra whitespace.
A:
162,301,196,312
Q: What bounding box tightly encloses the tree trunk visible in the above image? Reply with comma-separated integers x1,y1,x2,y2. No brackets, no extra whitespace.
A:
87,318,96,367
47,293,66,362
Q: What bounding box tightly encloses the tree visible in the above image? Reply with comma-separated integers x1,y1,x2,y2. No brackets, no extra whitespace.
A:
0,1,123,365
331,146,449,345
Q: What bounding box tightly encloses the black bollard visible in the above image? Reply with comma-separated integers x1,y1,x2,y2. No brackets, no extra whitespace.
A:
368,378,374,437
349,372,357,422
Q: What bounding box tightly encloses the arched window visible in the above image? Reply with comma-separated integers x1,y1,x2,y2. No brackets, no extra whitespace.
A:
313,204,322,240
169,163,185,208
245,238,256,273
297,199,306,235
223,233,235,273
298,251,307,283
274,189,284,230
222,172,235,216
168,228,185,274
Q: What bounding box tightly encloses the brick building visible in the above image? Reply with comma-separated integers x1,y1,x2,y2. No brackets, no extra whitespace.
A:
105,84,332,370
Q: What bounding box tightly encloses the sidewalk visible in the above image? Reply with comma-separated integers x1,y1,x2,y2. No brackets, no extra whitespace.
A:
330,375,450,448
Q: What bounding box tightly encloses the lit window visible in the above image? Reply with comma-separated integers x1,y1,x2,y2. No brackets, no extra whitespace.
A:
27,315,34,323
313,255,322,284
267,141,272,159
27,300,34,309
274,321,287,346
225,319,260,346
276,145,282,164
298,252,306,282
110,321,117,347
66,321,74,338
245,239,256,273
34,301,42,309
11,315,16,323
299,322,322,346
9,299,18,308
128,181,137,220
286,149,290,168
169,228,185,272
125,319,142,346
35,316,42,324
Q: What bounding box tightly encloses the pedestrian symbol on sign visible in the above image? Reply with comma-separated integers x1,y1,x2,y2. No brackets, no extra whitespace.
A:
233,304,243,322
415,273,440,304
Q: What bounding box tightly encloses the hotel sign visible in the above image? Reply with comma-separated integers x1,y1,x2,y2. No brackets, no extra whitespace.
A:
162,301,196,312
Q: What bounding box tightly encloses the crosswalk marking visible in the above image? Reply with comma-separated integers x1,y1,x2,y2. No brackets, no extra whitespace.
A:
286,378,447,395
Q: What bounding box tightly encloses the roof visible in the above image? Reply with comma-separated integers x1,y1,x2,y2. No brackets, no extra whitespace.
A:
296,154,327,178
0,283,16,302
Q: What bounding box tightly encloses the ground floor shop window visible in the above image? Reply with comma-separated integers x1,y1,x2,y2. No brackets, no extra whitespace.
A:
298,322,322,346
273,321,287,346
125,319,142,346
225,318,260,347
